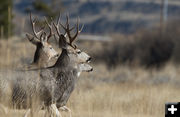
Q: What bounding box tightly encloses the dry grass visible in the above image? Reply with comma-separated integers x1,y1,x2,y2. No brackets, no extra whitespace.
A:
70,83,179,117
0,36,34,69
0,37,180,117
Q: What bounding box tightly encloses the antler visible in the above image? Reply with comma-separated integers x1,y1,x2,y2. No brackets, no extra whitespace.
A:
44,17,55,41
60,14,83,46
30,13,44,39
53,13,61,37
52,13,74,44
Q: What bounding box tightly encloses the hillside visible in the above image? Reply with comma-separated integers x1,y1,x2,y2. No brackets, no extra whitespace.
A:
13,0,180,35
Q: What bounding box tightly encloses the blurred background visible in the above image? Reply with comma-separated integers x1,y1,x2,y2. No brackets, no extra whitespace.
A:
1,0,180,117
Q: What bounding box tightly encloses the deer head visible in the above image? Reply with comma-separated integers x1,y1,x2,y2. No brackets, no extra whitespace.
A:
53,14,91,68
26,13,58,67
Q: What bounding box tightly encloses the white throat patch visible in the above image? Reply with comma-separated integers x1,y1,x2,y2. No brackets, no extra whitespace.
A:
77,72,81,77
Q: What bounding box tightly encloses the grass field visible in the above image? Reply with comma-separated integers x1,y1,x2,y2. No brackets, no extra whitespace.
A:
0,37,180,117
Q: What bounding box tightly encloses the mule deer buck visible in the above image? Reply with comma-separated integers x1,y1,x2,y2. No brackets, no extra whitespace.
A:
51,14,92,116
25,13,58,69
0,13,58,113
38,14,92,117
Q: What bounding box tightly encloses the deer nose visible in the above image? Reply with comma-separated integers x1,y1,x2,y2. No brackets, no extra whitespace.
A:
87,57,92,63
90,68,93,71
88,68,93,72
55,54,59,58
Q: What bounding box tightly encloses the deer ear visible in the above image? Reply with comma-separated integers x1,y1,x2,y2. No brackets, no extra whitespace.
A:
59,34,67,49
26,33,40,45
40,32,47,43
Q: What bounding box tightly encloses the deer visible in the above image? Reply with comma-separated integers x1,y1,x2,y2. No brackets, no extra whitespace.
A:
51,14,93,117
0,14,92,117
25,13,58,69
39,14,92,117
0,13,58,115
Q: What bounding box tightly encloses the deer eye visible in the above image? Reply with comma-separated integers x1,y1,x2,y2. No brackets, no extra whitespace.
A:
77,51,81,54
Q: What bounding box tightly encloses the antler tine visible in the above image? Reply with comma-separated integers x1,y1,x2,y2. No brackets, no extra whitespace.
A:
57,13,61,26
30,13,43,39
53,13,61,37
80,23,84,33
44,17,55,41
69,17,83,44
60,14,76,43
60,14,71,38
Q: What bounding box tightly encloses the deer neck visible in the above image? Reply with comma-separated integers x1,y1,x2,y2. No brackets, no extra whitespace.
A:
54,49,70,67
33,44,48,67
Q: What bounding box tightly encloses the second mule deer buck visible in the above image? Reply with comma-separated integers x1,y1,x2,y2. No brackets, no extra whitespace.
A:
25,13,58,69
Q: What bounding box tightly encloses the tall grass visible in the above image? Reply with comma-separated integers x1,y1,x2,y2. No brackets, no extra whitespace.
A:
0,35,180,117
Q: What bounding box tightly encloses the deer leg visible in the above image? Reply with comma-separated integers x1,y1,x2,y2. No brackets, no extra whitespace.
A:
51,104,62,117
24,109,30,117
46,104,62,117
59,106,72,117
